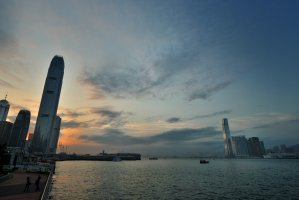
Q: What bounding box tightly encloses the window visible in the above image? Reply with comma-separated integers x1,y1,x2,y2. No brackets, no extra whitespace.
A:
49,77,57,80
46,90,54,94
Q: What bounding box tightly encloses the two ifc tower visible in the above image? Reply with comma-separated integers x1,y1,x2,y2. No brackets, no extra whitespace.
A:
31,55,64,154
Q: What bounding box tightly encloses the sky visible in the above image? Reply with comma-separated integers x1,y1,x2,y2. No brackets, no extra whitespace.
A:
0,0,299,156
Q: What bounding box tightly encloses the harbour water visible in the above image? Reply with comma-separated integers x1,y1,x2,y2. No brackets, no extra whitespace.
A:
50,159,299,199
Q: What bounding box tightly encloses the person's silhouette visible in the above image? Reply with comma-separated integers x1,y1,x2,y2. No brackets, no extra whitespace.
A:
35,175,41,191
24,177,31,192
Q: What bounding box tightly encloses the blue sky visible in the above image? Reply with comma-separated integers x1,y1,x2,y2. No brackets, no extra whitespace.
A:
0,0,298,155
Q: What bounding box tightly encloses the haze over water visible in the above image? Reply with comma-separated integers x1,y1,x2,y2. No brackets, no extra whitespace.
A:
50,159,299,199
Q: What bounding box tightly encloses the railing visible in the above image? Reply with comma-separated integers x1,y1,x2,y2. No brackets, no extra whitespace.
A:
40,165,54,200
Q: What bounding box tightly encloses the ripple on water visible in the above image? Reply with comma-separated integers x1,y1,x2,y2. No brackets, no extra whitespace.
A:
50,159,299,200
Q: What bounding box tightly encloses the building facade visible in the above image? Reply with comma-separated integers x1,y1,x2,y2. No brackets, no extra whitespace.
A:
0,121,13,145
48,115,61,154
31,55,64,154
0,96,10,121
231,135,249,158
222,118,234,158
248,137,265,157
8,110,30,149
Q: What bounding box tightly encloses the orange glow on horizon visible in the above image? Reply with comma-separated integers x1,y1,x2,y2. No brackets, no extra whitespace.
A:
58,127,87,145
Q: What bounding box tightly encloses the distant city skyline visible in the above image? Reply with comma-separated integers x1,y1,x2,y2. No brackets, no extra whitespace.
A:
1,0,299,155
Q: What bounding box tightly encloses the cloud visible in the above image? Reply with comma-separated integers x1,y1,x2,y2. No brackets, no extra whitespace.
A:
91,108,122,119
58,109,85,118
188,81,232,101
79,127,221,146
166,117,181,123
61,120,88,129
149,127,220,143
88,107,129,128
0,79,15,88
10,103,29,111
165,110,231,124
230,113,298,131
190,110,232,120
79,129,144,145
229,113,299,147
78,15,204,100
81,65,167,99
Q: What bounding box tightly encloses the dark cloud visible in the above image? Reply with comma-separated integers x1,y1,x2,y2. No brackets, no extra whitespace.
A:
80,36,201,100
78,129,144,145
91,108,122,119
149,128,220,144
188,81,232,101
58,110,85,118
90,107,125,128
61,120,88,129
190,110,232,120
165,110,231,124
79,127,221,146
166,117,181,123
81,66,166,99
58,107,128,129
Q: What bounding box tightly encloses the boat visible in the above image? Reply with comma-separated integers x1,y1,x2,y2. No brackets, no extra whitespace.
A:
112,156,122,162
149,157,158,160
200,160,209,164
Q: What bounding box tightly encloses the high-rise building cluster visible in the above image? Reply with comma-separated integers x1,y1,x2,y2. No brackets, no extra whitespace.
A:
222,118,266,158
0,96,30,150
0,55,64,155
269,144,299,154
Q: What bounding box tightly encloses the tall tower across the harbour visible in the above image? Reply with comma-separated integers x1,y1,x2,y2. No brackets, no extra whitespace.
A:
222,118,234,158
31,55,64,154
0,94,10,121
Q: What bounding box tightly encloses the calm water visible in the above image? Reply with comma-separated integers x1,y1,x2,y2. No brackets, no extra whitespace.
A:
50,159,299,200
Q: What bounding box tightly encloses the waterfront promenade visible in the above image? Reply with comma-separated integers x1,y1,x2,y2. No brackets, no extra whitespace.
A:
0,170,48,200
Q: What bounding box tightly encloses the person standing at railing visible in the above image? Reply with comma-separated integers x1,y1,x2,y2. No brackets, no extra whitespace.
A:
35,175,41,191
24,177,31,192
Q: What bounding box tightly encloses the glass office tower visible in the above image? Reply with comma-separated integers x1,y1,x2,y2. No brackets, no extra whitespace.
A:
9,110,30,149
31,56,64,154
222,118,234,158
0,96,10,121
49,115,61,154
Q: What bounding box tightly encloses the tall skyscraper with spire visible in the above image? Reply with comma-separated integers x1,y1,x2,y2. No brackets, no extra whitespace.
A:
222,118,234,158
31,55,64,154
0,94,10,121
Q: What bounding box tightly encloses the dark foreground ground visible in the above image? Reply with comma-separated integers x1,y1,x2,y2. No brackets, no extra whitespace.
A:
0,170,48,200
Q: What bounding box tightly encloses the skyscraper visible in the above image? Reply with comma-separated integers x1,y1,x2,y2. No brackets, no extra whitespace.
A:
0,121,13,145
31,56,64,154
8,110,30,149
0,95,10,121
222,118,234,158
248,137,265,157
231,135,249,158
48,115,61,154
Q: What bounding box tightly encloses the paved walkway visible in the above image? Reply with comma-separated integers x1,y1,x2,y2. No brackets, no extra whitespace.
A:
0,170,48,200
